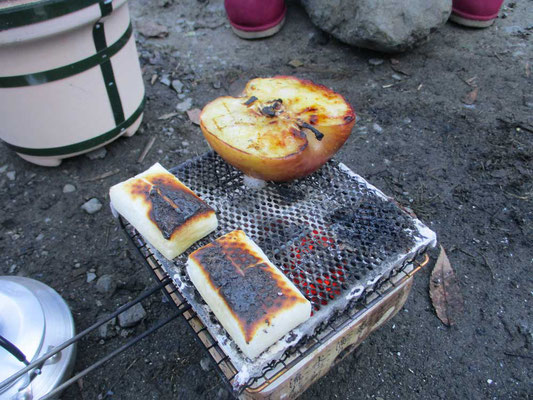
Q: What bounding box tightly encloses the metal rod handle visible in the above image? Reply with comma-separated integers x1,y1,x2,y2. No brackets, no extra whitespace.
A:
41,304,191,400
0,278,172,391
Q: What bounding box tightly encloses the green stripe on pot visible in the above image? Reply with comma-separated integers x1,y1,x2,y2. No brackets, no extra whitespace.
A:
2,96,145,157
0,23,132,88
0,0,99,31
93,17,125,125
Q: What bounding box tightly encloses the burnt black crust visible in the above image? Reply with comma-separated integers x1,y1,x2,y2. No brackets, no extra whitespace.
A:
144,176,212,239
192,240,295,342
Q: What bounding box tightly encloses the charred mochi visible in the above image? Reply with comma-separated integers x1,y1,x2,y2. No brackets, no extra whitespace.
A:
200,76,356,182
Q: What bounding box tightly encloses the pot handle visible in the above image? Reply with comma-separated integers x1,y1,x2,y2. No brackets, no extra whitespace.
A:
0,334,29,366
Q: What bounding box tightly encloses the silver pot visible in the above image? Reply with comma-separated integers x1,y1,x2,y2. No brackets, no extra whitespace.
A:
0,276,76,400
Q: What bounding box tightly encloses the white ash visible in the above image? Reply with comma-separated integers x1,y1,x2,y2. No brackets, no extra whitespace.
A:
242,175,267,190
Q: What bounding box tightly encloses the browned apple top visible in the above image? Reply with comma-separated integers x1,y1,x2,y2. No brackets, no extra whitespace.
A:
189,230,308,344
200,76,355,159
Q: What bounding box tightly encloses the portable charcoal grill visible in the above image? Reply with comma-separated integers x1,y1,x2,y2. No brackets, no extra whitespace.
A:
0,151,435,399
119,151,436,398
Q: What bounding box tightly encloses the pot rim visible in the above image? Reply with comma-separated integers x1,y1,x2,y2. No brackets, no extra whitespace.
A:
0,0,128,44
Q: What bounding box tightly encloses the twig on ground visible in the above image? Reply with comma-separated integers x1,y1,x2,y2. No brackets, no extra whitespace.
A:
480,253,495,280
453,247,495,280
497,117,533,133
83,169,120,182
504,351,533,360
138,136,157,163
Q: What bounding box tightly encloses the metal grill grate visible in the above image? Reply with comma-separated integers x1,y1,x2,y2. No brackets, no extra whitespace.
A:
137,152,436,386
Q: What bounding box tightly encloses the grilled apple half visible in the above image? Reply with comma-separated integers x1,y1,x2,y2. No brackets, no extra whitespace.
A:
200,76,356,181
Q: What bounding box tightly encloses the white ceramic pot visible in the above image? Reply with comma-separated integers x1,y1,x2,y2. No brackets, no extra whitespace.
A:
0,0,145,166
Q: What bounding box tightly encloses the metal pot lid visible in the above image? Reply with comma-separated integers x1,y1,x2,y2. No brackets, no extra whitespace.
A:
0,276,76,399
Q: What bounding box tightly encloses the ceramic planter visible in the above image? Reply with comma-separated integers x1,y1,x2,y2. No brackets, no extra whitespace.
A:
0,0,145,166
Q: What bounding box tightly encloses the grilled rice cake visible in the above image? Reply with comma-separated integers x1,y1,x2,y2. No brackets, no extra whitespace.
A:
109,163,218,260
187,230,311,359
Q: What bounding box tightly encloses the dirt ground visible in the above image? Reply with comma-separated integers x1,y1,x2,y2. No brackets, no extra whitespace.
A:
1,0,532,399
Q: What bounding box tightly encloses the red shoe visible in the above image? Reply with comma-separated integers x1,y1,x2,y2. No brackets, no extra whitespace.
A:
450,0,505,28
224,0,287,39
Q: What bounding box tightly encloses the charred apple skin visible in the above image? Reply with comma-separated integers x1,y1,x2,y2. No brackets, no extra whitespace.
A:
187,230,311,359
200,76,356,182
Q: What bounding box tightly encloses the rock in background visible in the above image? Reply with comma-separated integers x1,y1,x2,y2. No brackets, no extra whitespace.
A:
301,0,452,53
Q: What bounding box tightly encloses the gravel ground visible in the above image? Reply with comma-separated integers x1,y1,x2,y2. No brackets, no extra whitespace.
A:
0,0,531,399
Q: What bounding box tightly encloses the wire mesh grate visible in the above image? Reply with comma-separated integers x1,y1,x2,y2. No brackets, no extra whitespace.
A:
131,151,436,386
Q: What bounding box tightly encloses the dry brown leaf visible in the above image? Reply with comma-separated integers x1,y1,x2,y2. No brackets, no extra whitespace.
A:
462,87,479,105
288,59,304,68
430,246,464,326
465,76,477,87
136,21,169,38
158,112,178,120
186,108,201,125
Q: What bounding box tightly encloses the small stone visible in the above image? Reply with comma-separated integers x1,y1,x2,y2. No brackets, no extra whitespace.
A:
402,117,412,125
74,263,81,269
523,96,533,109
63,184,76,193
36,233,44,241
200,357,211,372
176,98,192,112
85,147,107,160
368,58,384,66
96,274,116,296
0,165,8,173
391,73,403,81
171,80,184,93
356,126,368,135
487,379,493,385
9,264,17,273
118,303,146,328
81,198,102,214
212,81,222,89
87,272,97,283
6,171,16,181
372,123,383,133
160,74,171,86
98,317,117,339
